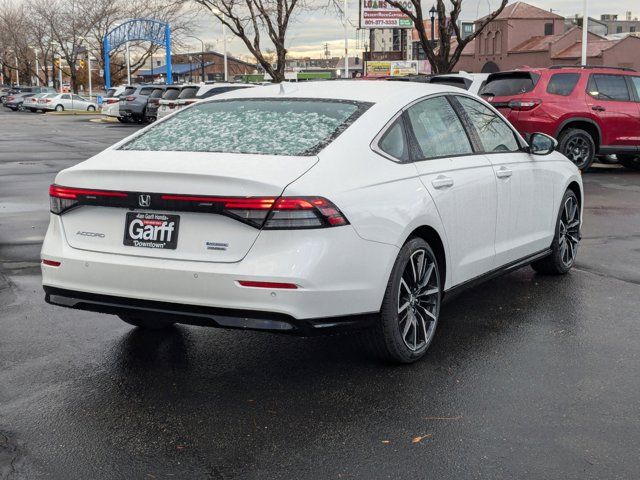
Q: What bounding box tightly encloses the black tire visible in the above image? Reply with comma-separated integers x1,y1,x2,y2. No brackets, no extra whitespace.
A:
617,154,640,171
532,190,581,275
118,315,175,330
558,128,596,170
17,103,24,111
364,237,442,364
55,104,64,112
117,116,128,123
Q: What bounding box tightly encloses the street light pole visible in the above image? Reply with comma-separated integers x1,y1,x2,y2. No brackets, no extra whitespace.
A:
343,0,349,79
581,0,589,65
15,53,20,85
125,41,131,85
186,36,205,82
32,48,40,86
429,5,437,48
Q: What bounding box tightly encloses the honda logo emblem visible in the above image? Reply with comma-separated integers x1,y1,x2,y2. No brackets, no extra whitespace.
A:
138,194,151,207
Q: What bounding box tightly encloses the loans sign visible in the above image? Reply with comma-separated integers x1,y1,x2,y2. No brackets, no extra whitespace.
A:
361,0,415,28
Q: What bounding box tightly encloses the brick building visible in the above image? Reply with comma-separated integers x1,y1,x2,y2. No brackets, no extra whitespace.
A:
449,2,640,73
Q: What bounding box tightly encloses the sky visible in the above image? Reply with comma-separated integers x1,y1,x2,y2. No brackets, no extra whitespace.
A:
190,0,640,59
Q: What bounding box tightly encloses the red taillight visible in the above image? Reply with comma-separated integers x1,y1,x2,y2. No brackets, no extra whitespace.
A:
106,98,119,104
125,96,135,101
507,99,541,111
42,259,61,267
160,195,348,229
49,184,128,214
185,99,198,105
237,281,298,289
7,96,13,101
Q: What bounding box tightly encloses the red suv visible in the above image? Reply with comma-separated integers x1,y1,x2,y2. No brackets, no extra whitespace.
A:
479,66,640,170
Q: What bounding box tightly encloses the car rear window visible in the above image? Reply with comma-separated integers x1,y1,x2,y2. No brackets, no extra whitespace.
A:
121,98,371,156
480,73,540,97
105,89,116,98
139,87,155,96
123,87,136,96
177,86,198,99
546,73,580,96
429,77,471,90
162,88,181,100
149,88,165,99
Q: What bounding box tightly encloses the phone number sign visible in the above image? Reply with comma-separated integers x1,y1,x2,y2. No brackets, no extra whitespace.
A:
361,0,414,28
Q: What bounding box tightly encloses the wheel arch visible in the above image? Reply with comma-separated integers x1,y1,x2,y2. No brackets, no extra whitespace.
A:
555,117,601,150
566,180,582,207
404,225,447,290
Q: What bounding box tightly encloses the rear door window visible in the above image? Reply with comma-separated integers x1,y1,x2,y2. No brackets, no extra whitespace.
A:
587,74,630,101
405,96,473,159
139,87,155,96
546,73,580,96
480,73,540,97
123,87,136,96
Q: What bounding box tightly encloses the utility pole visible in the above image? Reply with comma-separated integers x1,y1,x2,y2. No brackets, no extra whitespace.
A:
581,0,589,65
87,54,92,100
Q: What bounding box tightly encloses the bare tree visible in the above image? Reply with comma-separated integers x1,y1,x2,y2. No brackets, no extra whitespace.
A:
192,0,303,82
384,0,508,74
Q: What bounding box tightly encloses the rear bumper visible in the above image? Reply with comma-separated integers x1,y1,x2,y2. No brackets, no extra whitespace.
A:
41,215,398,321
44,286,376,335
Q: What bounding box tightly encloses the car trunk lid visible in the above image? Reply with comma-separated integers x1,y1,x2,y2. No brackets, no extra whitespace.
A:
54,150,318,262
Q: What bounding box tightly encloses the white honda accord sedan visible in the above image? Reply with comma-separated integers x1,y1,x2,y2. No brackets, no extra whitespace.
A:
42,81,582,363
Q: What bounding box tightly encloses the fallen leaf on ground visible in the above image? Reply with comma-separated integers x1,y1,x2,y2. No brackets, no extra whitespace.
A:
412,434,432,444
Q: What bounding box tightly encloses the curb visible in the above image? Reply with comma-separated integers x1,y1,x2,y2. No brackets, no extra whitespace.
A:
45,111,101,116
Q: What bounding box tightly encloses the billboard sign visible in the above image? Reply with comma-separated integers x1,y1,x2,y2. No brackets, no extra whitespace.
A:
365,60,418,77
361,0,414,29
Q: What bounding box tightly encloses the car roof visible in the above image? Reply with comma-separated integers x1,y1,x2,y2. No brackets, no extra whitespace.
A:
204,80,455,106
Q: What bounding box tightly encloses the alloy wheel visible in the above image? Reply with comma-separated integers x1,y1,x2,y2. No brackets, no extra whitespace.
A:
559,195,580,267
564,137,590,168
397,249,440,352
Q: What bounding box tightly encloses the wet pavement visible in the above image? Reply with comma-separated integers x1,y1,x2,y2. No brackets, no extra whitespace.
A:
1,110,639,479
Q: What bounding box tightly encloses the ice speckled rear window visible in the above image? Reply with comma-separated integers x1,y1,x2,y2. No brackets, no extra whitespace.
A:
120,98,372,156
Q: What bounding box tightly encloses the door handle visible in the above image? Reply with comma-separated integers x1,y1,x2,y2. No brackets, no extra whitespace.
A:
431,175,454,189
591,105,606,112
496,167,513,179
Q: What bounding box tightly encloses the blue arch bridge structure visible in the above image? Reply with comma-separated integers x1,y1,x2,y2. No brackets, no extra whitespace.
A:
103,19,172,89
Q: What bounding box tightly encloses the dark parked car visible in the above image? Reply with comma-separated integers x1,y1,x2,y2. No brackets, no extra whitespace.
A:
118,85,159,123
479,66,640,170
143,86,170,122
154,85,185,120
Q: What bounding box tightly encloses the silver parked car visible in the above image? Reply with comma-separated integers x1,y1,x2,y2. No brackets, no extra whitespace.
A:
38,93,97,112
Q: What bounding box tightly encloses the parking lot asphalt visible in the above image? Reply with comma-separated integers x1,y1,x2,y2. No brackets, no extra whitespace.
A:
1,109,639,479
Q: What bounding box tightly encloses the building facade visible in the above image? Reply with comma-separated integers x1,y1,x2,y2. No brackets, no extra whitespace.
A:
452,2,640,73
135,51,257,83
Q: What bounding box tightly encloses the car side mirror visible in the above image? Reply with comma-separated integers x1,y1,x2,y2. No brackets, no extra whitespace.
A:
528,132,557,156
